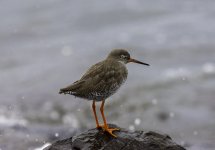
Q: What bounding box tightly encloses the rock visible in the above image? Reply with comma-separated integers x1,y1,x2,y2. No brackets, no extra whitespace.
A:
44,124,186,150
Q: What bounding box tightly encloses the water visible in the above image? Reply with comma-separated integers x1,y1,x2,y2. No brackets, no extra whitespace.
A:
0,0,215,149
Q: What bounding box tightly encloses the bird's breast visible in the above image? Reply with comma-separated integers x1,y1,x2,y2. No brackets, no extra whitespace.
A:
81,60,128,101
104,61,128,93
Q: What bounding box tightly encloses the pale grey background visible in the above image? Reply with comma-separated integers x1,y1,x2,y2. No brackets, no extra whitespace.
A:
0,0,215,149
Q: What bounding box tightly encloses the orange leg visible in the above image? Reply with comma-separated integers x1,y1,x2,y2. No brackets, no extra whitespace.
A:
92,101,106,129
100,100,119,137
92,100,101,128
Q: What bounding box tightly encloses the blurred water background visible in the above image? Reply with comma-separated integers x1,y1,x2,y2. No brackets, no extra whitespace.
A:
0,0,215,149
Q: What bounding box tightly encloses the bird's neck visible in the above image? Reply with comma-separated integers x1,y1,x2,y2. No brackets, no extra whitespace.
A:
106,57,126,65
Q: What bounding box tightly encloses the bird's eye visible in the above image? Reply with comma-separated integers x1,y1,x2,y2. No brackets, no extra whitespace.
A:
120,55,126,59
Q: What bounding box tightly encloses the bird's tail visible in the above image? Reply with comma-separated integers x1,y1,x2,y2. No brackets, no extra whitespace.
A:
59,87,76,95
59,89,66,94
59,80,85,95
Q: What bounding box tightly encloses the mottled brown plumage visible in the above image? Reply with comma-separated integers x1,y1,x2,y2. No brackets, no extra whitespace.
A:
59,58,127,101
59,49,149,137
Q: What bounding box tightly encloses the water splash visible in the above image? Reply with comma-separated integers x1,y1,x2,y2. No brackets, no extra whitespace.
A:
34,143,51,150
0,106,28,126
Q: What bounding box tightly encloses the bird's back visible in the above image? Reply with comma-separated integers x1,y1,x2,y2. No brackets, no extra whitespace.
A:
59,59,128,101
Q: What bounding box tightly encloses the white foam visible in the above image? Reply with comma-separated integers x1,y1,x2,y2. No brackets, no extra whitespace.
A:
163,67,191,79
34,143,51,150
0,106,28,126
203,63,215,74
0,115,27,126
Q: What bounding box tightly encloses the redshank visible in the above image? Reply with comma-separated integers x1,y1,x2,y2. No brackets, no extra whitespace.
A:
59,49,149,137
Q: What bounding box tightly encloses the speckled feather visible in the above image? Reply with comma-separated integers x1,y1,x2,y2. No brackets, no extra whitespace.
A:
59,58,128,101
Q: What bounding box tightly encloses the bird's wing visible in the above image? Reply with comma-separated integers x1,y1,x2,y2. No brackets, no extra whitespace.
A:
80,61,104,80
59,80,85,94
59,60,124,97
80,60,122,94
59,61,105,95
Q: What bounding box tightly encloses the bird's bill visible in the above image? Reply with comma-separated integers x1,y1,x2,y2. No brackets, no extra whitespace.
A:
128,58,150,66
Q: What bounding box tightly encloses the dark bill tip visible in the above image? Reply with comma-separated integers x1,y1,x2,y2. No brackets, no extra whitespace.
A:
129,58,150,66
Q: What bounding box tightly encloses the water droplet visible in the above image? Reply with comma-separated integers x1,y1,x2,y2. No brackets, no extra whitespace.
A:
55,133,59,137
129,125,135,131
134,118,141,126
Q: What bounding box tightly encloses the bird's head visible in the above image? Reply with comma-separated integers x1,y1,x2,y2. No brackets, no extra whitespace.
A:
107,49,149,66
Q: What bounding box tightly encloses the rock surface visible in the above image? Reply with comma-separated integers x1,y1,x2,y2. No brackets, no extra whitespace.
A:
44,124,186,150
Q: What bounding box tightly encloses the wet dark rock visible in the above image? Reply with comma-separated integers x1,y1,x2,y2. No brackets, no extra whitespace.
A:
44,124,186,150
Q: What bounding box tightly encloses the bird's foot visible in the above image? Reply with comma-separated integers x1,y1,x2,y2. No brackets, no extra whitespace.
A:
97,125,119,137
104,127,119,137
96,124,120,137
